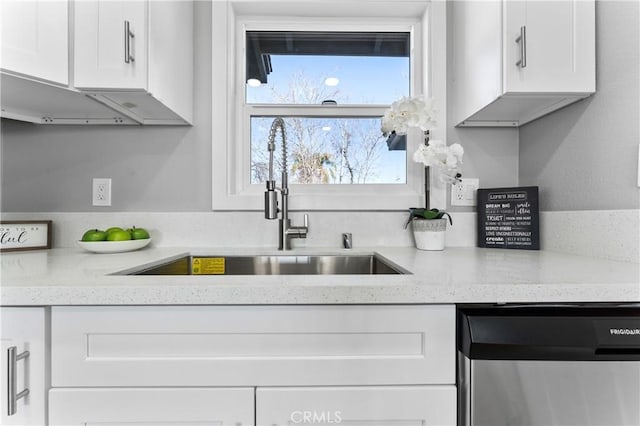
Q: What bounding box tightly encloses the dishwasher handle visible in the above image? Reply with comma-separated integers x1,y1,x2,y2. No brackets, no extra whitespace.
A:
595,347,640,356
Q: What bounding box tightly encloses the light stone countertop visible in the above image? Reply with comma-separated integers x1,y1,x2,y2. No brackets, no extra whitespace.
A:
1,246,638,306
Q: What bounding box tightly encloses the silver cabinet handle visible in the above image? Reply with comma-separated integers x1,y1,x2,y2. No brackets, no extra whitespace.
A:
515,26,527,68
124,20,135,64
7,346,30,416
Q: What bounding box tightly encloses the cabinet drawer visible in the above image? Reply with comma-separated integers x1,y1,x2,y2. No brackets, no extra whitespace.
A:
52,305,455,386
49,388,253,425
257,386,456,426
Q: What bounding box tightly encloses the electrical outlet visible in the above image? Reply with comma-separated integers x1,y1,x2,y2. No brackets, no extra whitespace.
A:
92,178,111,206
451,178,479,206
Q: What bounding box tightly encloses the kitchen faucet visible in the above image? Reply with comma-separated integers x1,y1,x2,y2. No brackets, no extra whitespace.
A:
264,117,309,250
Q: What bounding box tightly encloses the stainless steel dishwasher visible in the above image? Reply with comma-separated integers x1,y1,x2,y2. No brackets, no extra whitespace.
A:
458,304,640,426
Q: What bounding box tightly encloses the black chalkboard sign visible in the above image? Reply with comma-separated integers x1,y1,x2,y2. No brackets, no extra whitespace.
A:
477,186,539,250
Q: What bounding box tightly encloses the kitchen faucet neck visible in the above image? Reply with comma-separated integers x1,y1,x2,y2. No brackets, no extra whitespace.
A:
264,117,309,250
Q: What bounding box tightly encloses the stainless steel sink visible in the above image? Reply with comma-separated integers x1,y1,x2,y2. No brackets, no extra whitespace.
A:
127,254,406,275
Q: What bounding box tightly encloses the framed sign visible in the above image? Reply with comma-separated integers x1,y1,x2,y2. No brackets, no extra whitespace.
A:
477,187,539,250
0,221,52,252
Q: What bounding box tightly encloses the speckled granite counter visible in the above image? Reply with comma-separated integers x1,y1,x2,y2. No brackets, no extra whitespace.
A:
1,247,638,305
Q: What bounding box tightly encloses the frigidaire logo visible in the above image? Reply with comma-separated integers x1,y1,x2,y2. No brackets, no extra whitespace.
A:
290,411,342,424
609,328,640,335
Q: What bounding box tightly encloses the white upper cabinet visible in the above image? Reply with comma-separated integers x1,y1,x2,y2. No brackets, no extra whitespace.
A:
503,1,595,93
452,0,595,127
0,0,192,125
74,1,146,89
74,0,194,124
0,0,134,125
0,0,68,85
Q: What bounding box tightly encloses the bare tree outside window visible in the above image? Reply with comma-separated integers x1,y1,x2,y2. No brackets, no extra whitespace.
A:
250,71,404,185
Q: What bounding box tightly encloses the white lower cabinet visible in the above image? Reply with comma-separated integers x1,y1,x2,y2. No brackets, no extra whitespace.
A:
257,386,456,426
48,388,254,426
51,305,454,387
0,307,47,426
48,305,456,425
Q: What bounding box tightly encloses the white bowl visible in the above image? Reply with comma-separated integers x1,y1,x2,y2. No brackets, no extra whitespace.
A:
77,238,152,254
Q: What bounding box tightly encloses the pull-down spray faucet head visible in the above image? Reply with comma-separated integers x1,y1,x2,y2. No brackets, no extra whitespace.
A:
264,118,286,220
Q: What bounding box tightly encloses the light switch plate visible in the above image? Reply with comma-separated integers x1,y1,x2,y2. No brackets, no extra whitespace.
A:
451,178,479,206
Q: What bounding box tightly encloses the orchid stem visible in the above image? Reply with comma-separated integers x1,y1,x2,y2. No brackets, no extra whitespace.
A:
424,131,430,211
425,166,430,211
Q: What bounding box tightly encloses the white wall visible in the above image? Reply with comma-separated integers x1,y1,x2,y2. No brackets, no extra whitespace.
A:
1,1,213,212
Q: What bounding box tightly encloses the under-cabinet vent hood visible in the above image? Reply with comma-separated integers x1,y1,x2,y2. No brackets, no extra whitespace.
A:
456,93,592,127
1,73,136,125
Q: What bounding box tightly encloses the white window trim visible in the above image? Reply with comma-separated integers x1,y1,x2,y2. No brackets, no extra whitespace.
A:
212,0,447,211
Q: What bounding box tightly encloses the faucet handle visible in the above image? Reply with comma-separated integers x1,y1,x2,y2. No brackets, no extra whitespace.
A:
342,233,353,249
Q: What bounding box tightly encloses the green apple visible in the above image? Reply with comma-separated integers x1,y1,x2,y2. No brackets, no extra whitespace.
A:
81,229,108,242
127,226,150,240
105,226,125,235
106,229,132,241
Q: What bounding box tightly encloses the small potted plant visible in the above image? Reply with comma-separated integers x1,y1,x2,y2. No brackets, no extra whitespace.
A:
382,95,464,251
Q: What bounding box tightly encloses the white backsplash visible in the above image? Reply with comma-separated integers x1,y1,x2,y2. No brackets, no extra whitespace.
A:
3,210,637,262
540,210,640,263
0,211,477,250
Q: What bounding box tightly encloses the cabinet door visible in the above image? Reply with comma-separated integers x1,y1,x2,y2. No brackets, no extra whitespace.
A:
0,0,68,85
74,0,147,89
49,388,254,425
0,308,46,426
257,386,456,426
505,0,595,93
52,305,455,387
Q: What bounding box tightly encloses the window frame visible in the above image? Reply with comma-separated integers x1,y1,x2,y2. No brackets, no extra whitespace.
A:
212,1,448,211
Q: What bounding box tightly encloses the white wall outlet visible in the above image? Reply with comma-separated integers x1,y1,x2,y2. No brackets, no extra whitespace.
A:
451,178,479,206
92,178,112,206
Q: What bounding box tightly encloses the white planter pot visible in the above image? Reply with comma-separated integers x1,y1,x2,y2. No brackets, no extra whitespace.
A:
412,218,447,251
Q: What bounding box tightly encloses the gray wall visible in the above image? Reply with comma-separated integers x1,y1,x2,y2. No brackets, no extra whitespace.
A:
519,0,640,211
1,1,520,213
1,1,213,212
446,0,519,212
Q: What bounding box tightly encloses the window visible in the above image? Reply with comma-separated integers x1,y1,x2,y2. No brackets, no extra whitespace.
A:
212,1,448,211
246,31,409,186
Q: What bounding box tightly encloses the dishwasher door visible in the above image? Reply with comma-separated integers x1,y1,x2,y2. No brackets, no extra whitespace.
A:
458,304,640,426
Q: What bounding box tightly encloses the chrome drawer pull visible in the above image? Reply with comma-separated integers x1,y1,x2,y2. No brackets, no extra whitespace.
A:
7,346,30,416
